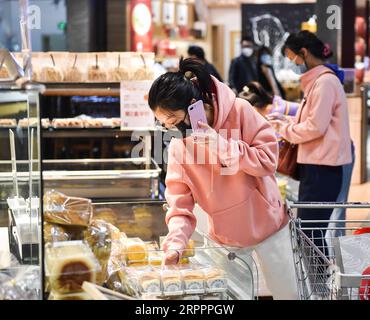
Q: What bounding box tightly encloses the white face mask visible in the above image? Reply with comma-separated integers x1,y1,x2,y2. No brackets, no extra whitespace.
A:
242,48,253,58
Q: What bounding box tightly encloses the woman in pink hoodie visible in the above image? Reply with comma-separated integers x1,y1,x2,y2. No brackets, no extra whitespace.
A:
148,58,298,299
270,31,353,254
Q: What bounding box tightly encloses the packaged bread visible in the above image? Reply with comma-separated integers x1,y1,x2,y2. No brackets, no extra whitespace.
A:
131,53,155,80
48,291,91,300
40,53,63,82
84,219,117,284
203,267,227,293
137,268,161,295
123,238,148,265
180,267,205,294
43,190,92,227
111,118,121,128
44,222,71,243
45,241,101,294
110,53,130,81
161,267,183,296
88,53,108,82
64,53,84,82
0,119,17,127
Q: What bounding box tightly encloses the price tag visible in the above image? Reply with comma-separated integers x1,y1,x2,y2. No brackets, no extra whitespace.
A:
120,80,155,129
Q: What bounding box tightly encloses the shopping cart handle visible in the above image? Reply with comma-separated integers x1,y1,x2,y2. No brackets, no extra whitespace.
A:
286,200,370,209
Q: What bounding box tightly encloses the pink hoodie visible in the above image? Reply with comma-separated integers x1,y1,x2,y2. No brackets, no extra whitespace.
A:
162,77,288,253
280,65,352,166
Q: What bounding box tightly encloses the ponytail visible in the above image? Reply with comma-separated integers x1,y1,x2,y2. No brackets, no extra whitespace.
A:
282,31,333,60
148,58,213,111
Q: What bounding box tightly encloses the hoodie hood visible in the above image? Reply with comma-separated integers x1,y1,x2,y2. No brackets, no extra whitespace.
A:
324,64,345,84
211,76,237,131
300,65,339,95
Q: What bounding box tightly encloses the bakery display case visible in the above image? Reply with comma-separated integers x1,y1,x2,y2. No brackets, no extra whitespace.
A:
0,85,44,300
42,197,257,300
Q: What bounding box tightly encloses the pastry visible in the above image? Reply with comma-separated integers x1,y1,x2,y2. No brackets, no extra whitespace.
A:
204,268,227,293
133,66,154,80
88,55,107,82
111,118,121,128
0,119,17,127
138,270,161,294
45,241,100,293
111,67,130,81
93,207,118,225
44,222,70,243
124,238,147,263
40,66,63,82
161,269,183,295
181,269,205,293
42,118,50,128
52,118,84,128
43,190,92,227
83,119,104,128
64,67,83,82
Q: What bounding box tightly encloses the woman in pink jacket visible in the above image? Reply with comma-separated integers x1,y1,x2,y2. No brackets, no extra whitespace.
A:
270,31,353,253
148,58,298,299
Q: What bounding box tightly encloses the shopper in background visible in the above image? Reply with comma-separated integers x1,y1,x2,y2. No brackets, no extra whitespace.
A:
269,31,353,253
228,36,258,94
148,58,299,300
240,81,299,119
256,47,286,99
188,45,223,82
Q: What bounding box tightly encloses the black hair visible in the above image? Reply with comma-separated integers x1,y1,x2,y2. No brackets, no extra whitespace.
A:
282,30,333,60
188,45,205,61
241,35,254,44
148,57,213,112
240,81,273,109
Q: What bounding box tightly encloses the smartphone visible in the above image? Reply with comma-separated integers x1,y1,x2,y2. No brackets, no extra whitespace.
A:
188,100,208,132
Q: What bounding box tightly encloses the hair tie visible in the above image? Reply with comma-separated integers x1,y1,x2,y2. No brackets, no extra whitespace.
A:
184,71,193,80
323,44,331,57
243,85,250,93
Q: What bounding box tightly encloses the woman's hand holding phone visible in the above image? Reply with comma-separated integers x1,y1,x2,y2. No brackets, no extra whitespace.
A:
191,121,218,147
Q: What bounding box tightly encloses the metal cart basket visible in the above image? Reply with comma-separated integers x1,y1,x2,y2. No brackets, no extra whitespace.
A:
287,201,370,300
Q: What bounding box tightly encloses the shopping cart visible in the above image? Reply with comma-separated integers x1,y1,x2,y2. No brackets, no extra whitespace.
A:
287,201,370,300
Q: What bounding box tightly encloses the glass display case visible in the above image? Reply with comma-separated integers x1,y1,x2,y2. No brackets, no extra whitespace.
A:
0,85,43,300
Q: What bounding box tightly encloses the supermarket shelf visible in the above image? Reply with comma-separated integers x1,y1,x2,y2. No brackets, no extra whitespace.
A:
39,82,121,97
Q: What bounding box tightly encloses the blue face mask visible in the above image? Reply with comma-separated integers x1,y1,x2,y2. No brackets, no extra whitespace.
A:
288,55,308,75
260,54,273,66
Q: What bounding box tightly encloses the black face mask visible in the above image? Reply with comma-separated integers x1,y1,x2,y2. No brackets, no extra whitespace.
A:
175,112,192,138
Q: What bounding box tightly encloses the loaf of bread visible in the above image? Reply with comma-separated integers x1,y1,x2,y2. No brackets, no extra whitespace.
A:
64,67,83,82
181,269,205,293
40,66,64,82
45,241,100,294
88,66,108,82
111,67,130,81
124,238,148,264
43,190,92,227
44,222,70,243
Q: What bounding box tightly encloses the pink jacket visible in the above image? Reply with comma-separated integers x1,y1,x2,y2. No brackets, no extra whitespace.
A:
280,65,352,166
162,77,287,253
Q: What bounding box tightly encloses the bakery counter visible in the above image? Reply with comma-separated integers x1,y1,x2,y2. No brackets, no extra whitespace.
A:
42,195,255,300
40,82,121,97
0,158,162,201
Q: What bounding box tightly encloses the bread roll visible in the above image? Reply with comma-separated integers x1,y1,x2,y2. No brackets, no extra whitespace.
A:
40,66,63,82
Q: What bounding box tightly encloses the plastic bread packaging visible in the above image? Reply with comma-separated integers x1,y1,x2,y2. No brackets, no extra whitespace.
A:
125,266,162,296
84,219,117,285
160,266,184,296
44,222,71,243
109,52,130,81
48,291,91,300
202,267,228,294
64,53,84,82
45,241,101,294
43,190,92,227
40,53,64,82
179,265,205,295
123,237,148,266
87,53,108,82
131,52,155,81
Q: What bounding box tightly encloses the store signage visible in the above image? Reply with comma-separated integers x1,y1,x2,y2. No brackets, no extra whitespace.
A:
120,81,155,129
130,0,153,51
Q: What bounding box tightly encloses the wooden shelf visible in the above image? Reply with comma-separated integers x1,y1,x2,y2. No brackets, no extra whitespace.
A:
40,82,121,97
